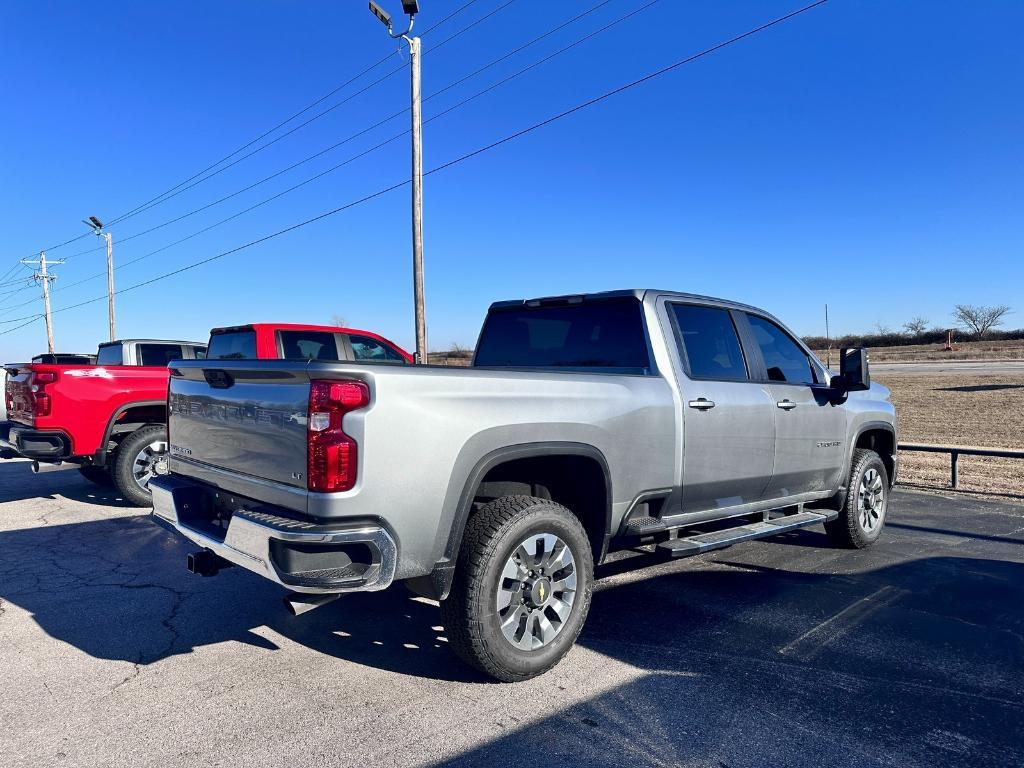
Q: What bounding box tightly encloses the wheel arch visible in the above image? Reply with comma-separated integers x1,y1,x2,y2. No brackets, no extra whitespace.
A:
97,400,166,465
849,422,897,487
410,442,612,601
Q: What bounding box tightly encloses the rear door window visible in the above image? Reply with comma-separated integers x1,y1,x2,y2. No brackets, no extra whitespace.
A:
348,335,406,363
95,345,123,365
671,304,749,381
206,331,257,360
138,344,187,367
746,314,818,384
278,330,340,361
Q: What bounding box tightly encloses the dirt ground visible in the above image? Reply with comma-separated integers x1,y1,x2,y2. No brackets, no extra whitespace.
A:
878,373,1024,498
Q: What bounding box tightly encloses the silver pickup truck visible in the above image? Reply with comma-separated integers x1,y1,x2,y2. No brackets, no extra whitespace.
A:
151,289,896,681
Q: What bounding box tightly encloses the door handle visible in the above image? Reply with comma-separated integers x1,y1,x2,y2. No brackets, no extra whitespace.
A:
776,399,797,410
688,398,716,410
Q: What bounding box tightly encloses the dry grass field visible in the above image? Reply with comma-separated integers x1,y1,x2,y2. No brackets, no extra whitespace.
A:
813,338,1024,363
426,352,1023,497
878,373,1024,498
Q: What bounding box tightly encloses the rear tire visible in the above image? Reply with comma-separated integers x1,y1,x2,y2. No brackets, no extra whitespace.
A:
112,425,168,507
441,495,594,682
78,465,113,487
825,448,889,549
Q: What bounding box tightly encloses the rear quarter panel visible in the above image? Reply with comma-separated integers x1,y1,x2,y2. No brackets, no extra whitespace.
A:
31,365,171,456
308,363,676,578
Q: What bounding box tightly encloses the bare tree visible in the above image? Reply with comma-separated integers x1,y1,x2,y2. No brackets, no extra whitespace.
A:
331,314,347,327
873,322,893,336
902,316,929,336
448,341,469,356
953,304,1011,338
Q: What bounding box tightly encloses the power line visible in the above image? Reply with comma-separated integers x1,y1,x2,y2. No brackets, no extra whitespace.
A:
27,0,648,314
2,0,828,340
64,0,632,262
22,0,504,262
102,0,521,230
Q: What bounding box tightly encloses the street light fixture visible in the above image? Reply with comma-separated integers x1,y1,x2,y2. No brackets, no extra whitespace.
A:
82,215,116,341
366,0,426,363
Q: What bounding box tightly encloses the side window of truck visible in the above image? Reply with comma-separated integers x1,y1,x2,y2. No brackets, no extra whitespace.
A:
139,344,187,367
348,335,406,363
670,304,749,381
279,331,340,361
95,345,123,365
746,315,817,385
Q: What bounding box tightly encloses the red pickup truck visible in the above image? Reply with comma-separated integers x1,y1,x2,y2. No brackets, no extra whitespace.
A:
2,323,410,506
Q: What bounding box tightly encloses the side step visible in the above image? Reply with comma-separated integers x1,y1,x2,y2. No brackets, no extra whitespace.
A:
656,510,838,559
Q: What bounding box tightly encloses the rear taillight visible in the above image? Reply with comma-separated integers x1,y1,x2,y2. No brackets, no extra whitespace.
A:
307,379,370,493
31,371,58,417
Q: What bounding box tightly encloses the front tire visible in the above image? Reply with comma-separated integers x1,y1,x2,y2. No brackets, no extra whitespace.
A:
441,495,594,682
825,448,889,549
111,425,169,507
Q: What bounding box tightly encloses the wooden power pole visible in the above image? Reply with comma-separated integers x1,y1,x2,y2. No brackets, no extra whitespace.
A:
21,252,63,354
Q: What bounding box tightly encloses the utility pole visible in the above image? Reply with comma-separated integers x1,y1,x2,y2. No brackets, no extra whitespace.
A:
104,232,115,341
21,252,62,354
825,303,831,369
84,216,116,341
368,0,427,362
409,33,426,363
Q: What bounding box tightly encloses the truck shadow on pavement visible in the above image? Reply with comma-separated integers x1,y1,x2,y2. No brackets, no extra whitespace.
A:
1,487,1023,764
0,460,137,507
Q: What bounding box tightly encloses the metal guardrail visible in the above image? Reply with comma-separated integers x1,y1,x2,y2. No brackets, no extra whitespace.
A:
898,443,1024,489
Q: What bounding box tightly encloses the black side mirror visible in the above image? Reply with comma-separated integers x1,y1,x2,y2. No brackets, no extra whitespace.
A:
838,347,871,392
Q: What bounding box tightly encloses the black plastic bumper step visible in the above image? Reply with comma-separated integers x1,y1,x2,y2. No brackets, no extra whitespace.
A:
656,509,838,559
623,515,669,536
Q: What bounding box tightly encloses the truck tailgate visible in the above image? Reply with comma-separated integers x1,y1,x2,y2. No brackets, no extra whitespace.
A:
168,362,310,489
4,365,35,423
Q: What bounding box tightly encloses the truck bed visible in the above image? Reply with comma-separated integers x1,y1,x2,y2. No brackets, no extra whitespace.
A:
166,359,676,578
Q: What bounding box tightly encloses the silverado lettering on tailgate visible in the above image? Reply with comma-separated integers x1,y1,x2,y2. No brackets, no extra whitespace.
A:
169,393,304,428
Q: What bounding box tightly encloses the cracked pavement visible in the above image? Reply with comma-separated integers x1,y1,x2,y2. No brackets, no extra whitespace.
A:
0,458,1021,768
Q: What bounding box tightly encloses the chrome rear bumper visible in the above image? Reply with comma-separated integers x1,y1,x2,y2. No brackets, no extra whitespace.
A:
150,475,397,594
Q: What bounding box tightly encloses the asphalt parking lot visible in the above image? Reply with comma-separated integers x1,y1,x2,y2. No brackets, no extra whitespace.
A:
1,460,1021,768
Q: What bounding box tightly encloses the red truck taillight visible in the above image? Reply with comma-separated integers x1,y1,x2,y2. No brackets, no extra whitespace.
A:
32,371,58,417
307,379,369,493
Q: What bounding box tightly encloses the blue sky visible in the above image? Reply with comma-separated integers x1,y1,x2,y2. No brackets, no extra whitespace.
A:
2,0,1021,359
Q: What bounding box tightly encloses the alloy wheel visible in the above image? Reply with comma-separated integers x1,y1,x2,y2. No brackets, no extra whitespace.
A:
495,532,578,651
132,440,169,490
857,466,886,532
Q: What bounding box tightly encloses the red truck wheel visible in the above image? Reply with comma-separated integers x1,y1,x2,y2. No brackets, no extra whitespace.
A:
112,425,169,507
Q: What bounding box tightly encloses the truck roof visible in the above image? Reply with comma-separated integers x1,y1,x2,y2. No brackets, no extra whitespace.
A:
97,339,205,347
210,322,374,336
488,288,764,314
209,323,413,362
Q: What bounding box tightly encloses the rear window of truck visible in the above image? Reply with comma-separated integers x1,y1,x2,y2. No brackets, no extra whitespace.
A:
207,331,257,360
475,299,651,373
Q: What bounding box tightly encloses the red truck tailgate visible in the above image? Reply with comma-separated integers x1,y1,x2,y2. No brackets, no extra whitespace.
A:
5,365,49,424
